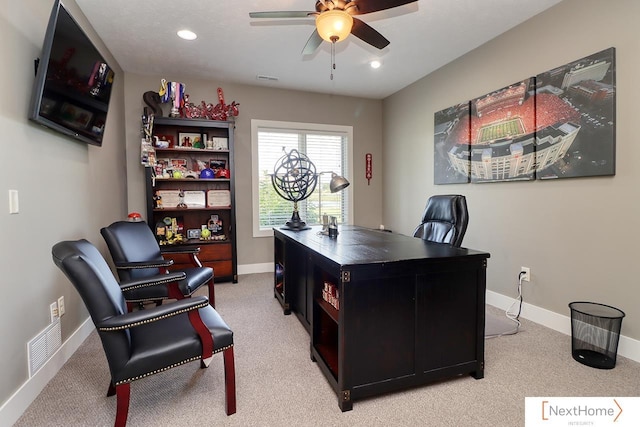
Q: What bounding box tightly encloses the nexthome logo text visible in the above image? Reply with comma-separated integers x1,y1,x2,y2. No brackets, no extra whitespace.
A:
525,397,639,426
541,399,621,421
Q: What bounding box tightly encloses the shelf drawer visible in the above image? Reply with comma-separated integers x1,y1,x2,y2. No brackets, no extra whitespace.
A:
163,243,232,275
210,260,233,279
198,243,232,261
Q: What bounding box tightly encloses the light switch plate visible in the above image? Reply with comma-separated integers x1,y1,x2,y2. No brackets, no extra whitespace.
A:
9,190,19,214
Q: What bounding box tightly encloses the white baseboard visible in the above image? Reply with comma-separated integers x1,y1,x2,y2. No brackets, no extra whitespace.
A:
238,262,272,275
486,290,640,363
0,317,95,427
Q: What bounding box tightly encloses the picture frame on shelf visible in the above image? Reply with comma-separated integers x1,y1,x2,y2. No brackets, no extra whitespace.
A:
187,228,202,239
182,190,206,207
210,137,228,150
155,158,170,175
209,159,226,170
207,190,231,207
178,132,202,148
170,158,187,169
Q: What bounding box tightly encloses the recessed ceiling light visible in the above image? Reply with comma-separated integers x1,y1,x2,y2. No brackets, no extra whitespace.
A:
177,30,197,40
370,60,381,69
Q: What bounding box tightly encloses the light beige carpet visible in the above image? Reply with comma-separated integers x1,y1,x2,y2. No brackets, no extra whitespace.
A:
14,273,640,426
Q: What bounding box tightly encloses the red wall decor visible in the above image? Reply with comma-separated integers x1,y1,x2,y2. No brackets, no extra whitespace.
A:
365,153,372,185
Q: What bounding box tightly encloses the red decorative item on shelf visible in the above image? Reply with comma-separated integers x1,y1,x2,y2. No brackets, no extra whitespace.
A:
180,87,240,121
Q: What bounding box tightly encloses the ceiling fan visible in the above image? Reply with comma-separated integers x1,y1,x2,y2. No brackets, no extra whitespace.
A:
249,0,418,55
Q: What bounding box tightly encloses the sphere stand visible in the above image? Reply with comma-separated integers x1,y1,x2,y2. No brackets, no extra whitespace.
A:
283,209,309,230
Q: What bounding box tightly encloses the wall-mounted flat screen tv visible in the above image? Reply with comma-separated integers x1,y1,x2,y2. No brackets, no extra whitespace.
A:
29,0,115,146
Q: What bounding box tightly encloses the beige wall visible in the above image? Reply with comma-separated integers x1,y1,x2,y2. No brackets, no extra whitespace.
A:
0,0,127,408
123,75,384,267
382,0,640,339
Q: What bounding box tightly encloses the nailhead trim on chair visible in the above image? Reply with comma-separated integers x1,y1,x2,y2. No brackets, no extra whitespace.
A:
124,297,169,303
115,344,234,385
117,263,171,270
98,301,209,331
121,276,181,292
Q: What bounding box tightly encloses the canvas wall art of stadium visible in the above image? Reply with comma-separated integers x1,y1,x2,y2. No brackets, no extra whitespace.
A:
434,47,615,184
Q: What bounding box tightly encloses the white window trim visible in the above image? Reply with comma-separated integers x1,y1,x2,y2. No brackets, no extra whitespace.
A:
251,119,354,238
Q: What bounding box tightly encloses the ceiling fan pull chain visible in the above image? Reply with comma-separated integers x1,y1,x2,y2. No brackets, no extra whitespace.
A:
330,38,337,80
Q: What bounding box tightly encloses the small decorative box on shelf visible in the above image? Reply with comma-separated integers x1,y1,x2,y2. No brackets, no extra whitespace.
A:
322,281,340,311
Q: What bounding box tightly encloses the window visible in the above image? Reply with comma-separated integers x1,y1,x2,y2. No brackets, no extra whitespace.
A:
252,120,353,237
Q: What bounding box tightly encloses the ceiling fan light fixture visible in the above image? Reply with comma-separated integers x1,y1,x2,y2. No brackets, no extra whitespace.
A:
316,10,353,43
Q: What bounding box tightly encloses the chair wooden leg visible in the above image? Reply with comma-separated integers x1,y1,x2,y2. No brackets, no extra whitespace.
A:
224,347,236,415
168,284,185,301
114,383,131,427
187,310,213,363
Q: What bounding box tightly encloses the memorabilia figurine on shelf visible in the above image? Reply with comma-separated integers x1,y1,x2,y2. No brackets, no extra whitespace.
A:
177,190,187,208
153,191,163,209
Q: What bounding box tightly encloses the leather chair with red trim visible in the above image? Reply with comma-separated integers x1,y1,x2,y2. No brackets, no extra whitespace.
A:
52,239,236,427
101,221,215,309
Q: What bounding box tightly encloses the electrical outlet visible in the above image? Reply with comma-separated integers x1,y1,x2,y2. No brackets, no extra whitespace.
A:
50,302,59,323
57,296,66,316
520,266,530,282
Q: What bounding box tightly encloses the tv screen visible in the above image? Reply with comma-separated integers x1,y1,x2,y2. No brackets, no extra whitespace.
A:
29,0,115,146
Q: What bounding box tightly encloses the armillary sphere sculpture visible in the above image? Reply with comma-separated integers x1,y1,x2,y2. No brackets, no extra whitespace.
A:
271,148,318,230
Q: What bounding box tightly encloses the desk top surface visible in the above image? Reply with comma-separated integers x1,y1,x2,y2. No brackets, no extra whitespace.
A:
275,225,490,267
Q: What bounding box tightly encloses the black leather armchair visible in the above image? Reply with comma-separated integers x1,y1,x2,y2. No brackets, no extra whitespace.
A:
52,239,236,426
413,194,469,247
101,221,215,308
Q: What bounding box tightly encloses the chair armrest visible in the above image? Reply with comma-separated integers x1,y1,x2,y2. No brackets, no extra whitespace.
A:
119,271,186,293
115,259,173,270
97,296,210,331
160,246,204,268
160,246,201,255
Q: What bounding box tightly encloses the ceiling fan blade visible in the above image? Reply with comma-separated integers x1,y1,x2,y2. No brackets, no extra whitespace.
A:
249,11,314,19
350,18,390,49
302,29,323,55
349,0,417,15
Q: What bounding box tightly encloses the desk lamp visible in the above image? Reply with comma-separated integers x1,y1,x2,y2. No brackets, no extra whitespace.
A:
318,171,350,235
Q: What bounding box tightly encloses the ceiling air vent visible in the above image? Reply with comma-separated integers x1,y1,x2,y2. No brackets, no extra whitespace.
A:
256,75,279,82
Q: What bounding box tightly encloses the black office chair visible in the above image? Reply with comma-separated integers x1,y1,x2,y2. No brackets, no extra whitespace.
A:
413,194,468,247
101,221,215,308
51,239,236,427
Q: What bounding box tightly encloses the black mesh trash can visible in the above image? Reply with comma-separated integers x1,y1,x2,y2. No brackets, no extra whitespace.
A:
569,302,625,369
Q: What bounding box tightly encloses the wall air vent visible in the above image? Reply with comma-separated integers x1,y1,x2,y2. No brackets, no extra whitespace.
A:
27,319,62,376
256,75,279,82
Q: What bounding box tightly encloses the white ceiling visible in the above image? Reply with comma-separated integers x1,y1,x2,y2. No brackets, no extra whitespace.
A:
74,0,563,100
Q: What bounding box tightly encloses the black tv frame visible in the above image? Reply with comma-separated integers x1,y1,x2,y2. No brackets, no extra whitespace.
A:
29,0,115,147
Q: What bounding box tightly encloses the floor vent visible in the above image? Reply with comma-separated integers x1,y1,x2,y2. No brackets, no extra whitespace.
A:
27,319,61,377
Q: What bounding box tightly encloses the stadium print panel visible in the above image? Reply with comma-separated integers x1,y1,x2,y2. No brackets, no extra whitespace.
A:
469,78,537,183
434,102,471,184
535,47,615,179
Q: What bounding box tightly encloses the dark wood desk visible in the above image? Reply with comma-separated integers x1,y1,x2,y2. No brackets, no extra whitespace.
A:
273,225,490,411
